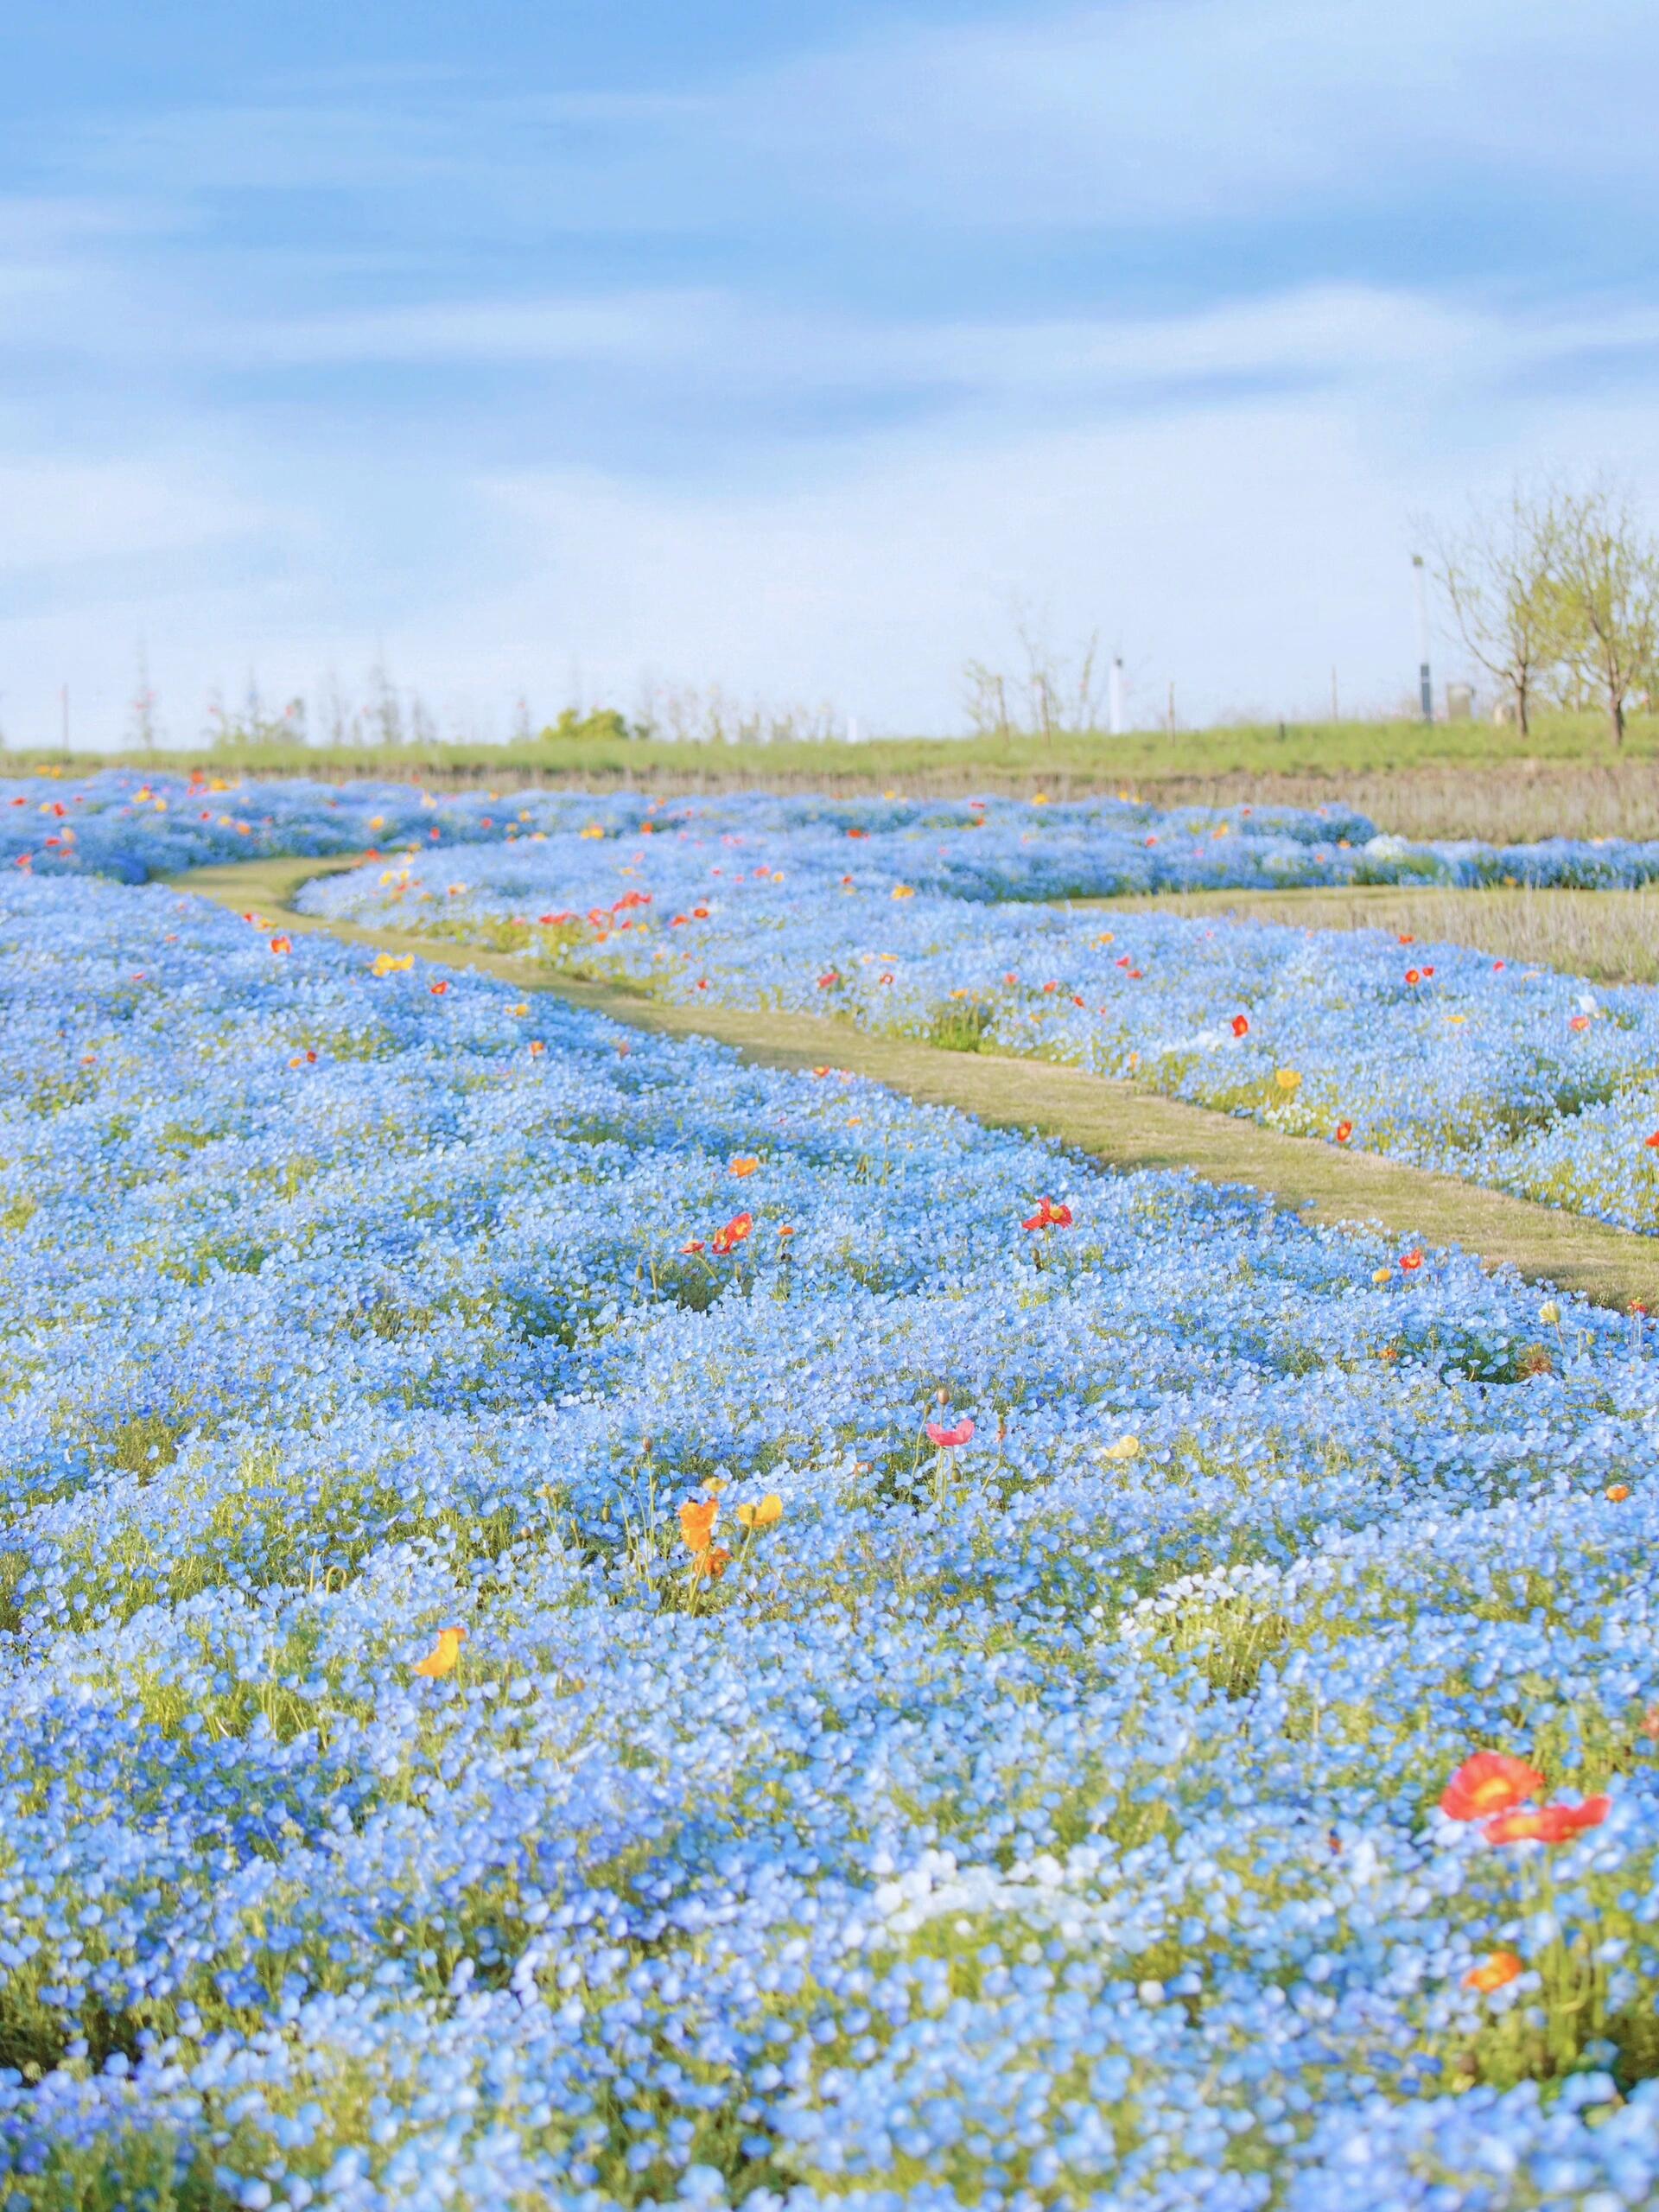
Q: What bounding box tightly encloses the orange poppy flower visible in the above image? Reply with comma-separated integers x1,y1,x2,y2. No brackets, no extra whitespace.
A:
729,1156,760,1178
414,1625,466,1679
678,1497,719,1552
1484,1796,1610,1845
1230,1014,1249,1038
269,935,293,956
1335,1120,1353,1143
680,1238,706,1255
690,1543,732,1581
1465,1951,1522,1993
1607,1484,1631,1502
710,1211,753,1255
1644,1133,1659,1149
429,980,449,996
529,1039,545,1056
925,1415,975,1448
1404,968,1422,986
1569,1014,1591,1032
1440,1751,1546,1821
1398,933,1415,945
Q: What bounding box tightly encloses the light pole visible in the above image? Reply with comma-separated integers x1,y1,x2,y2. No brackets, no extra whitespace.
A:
1411,553,1433,723
1109,656,1125,737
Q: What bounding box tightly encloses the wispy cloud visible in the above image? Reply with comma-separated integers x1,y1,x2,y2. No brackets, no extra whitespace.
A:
0,0,1654,744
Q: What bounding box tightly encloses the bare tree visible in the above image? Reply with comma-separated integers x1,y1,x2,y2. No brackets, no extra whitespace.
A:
1553,480,1659,748
1424,485,1565,737
962,601,1108,747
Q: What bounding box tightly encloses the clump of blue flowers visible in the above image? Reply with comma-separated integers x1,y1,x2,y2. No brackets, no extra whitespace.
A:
0,824,1657,2208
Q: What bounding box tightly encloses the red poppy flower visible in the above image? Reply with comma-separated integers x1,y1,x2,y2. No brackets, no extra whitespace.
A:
429,980,448,996
1400,1249,1424,1271
1022,1197,1073,1231
925,1416,975,1448
1440,1751,1545,1821
1398,933,1415,945
1231,1014,1249,1038
1484,1796,1610,1846
1643,1133,1659,1149
1404,968,1422,986
1335,1120,1353,1143
679,1238,705,1255
711,1211,753,1255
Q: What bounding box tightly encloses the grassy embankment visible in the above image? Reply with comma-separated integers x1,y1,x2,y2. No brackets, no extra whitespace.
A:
22,709,1659,839
174,854,1659,1313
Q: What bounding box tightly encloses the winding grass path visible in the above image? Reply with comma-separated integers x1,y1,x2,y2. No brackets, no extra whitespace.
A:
170,854,1659,1313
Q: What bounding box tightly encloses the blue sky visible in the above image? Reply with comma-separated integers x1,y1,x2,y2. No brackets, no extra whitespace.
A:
3,0,1658,744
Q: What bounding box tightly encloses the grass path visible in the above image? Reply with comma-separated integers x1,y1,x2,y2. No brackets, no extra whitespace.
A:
170,854,1659,1313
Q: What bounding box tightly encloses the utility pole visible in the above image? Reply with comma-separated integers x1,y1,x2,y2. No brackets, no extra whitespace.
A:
1166,679,1176,736
1108,657,1125,736
1412,553,1433,723
1330,666,1338,721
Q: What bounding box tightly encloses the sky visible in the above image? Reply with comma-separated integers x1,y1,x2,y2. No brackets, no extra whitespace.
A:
3,0,1658,746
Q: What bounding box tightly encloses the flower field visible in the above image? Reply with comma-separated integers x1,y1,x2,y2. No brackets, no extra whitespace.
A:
300,798,1659,1238
6,782,1659,2208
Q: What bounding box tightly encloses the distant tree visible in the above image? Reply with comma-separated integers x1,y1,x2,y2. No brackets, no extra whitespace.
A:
962,601,1107,747
1552,480,1659,748
1424,485,1566,738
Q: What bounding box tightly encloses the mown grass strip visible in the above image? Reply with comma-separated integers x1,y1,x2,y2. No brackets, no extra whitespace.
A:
171,855,1659,1312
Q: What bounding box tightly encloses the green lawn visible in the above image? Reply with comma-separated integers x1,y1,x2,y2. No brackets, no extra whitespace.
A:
22,707,1659,790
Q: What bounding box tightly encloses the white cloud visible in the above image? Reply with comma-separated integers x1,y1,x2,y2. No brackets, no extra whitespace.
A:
729,0,1659,226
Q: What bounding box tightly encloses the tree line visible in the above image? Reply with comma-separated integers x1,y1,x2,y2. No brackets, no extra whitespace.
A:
1428,480,1659,746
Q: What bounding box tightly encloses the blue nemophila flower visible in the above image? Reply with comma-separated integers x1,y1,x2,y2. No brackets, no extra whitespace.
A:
0,852,1656,2209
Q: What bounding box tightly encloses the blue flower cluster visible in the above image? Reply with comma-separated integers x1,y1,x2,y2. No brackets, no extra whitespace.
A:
21,769,1659,898
311,818,1659,1236
3,865,1659,2209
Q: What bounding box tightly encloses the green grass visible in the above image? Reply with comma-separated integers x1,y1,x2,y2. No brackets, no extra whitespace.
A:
172,855,1659,1314
19,706,1659,790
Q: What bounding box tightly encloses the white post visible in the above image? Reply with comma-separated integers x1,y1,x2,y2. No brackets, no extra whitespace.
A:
845,715,860,746
1330,666,1338,721
1109,656,1124,736
1412,554,1432,722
